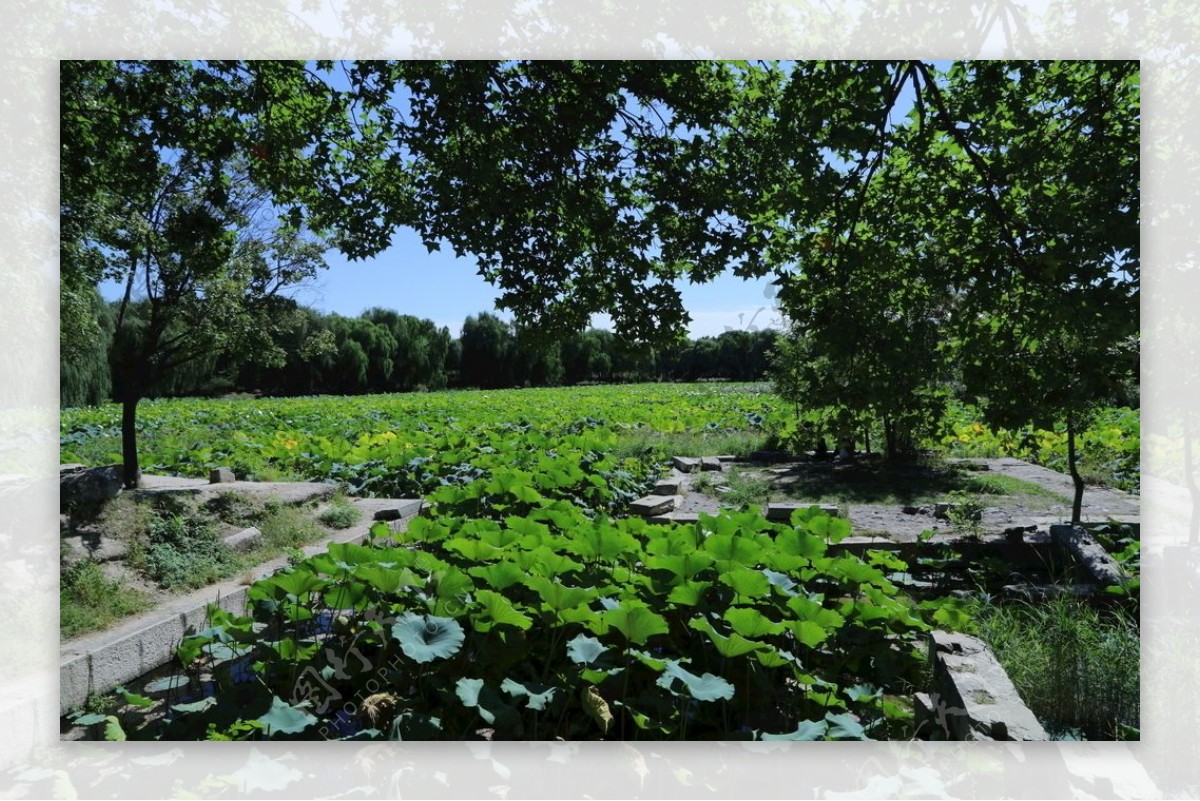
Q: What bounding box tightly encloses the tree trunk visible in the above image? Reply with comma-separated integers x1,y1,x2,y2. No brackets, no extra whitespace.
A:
1067,414,1084,524
121,393,142,489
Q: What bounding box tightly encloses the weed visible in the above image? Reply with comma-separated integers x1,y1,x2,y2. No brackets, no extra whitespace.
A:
61,560,153,639
689,467,772,509
257,505,326,551
318,496,362,530
204,491,267,526
974,595,1139,740
133,514,239,591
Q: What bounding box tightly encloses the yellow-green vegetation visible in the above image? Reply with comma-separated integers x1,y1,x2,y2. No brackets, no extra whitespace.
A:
318,495,362,530
61,561,153,639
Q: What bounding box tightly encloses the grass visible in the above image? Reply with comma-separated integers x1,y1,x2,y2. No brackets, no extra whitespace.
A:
974,595,1139,740
689,467,774,509
318,495,362,529
612,429,770,462
61,561,153,639
255,505,328,551
129,514,240,591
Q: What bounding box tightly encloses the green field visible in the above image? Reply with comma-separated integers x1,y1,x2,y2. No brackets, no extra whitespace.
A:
60,384,1139,741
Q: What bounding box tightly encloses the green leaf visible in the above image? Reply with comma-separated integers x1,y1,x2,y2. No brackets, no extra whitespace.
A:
718,566,771,599
704,533,763,567
689,616,765,658
524,575,595,613
501,678,557,711
391,613,466,663
656,660,735,702
120,688,155,708
667,579,712,606
144,675,189,693
724,607,784,638
566,634,608,666
792,619,830,648
171,697,218,714
468,561,529,590
646,551,714,582
71,712,108,726
257,696,317,736
471,589,533,632
103,715,126,741
598,603,670,645
456,677,520,729
756,719,829,740
824,711,869,740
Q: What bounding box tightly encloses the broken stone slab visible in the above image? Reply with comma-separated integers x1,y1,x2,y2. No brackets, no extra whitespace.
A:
715,455,737,462
651,478,682,495
60,465,124,511
700,457,724,472
630,495,680,516
1050,524,1131,587
927,630,1048,741
209,467,237,484
671,456,701,473
223,526,263,552
60,464,86,474
765,502,839,522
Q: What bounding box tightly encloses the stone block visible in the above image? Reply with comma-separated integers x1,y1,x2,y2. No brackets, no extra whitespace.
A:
651,479,681,495
630,495,680,516
209,467,237,484
223,526,263,552
715,455,737,462
60,464,123,510
1050,524,1130,587
700,457,724,472
927,630,1048,741
766,502,838,522
671,456,700,473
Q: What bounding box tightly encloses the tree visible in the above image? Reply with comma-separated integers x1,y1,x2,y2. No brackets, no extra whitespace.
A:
62,61,342,487
60,286,114,408
458,312,515,389
766,61,1137,517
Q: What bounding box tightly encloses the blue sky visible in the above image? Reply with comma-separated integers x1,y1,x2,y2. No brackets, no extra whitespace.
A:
283,225,786,338
100,60,943,339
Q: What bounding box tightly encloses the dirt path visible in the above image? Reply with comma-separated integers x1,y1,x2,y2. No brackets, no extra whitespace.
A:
670,456,1140,543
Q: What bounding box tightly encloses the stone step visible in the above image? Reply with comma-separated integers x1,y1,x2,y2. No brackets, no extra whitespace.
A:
700,456,724,472
630,494,681,516
651,478,683,495
671,456,700,473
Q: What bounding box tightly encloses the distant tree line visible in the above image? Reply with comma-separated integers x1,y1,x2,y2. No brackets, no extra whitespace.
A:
61,289,779,406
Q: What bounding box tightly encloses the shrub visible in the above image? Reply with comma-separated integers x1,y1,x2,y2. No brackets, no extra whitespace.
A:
134,514,239,591
318,497,361,530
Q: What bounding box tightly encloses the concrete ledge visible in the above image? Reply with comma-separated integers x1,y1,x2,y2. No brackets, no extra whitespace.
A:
60,499,421,716
923,630,1048,741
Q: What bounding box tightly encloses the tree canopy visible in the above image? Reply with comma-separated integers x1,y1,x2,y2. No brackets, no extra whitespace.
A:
62,60,1138,511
